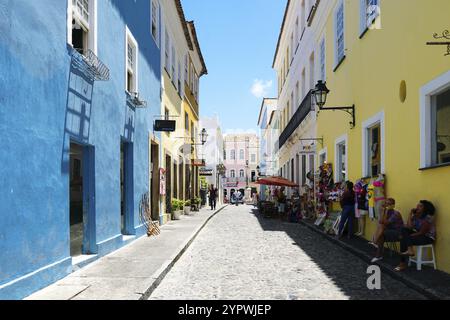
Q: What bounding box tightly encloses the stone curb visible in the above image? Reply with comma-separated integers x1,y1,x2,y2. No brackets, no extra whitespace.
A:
139,205,228,300
299,220,448,300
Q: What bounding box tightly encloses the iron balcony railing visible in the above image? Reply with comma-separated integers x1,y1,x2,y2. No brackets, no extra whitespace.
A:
72,48,110,81
279,90,313,149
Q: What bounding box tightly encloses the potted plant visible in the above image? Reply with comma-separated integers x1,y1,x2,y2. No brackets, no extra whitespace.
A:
171,199,182,220
194,197,201,211
184,200,191,215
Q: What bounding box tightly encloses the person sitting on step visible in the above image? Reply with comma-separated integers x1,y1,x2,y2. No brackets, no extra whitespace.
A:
370,198,404,263
395,200,436,272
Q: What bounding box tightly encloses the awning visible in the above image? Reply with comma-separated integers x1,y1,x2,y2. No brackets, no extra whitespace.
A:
255,176,299,187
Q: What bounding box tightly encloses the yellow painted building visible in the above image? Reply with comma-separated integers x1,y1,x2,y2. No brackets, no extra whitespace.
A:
314,0,450,271
182,21,208,202
159,1,207,224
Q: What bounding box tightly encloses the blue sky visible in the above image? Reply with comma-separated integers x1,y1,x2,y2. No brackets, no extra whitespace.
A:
182,0,286,134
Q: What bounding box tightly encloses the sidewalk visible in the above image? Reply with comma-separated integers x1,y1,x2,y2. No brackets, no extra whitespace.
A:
25,205,227,300
300,219,450,300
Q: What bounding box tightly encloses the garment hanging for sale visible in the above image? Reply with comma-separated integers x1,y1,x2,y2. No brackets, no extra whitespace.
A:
373,175,386,222
367,182,375,220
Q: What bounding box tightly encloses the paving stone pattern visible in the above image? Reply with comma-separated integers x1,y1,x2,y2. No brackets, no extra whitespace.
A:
150,205,426,300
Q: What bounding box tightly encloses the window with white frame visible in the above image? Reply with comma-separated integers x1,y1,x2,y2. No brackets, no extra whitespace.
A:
335,136,347,182
239,149,244,160
420,72,450,168
184,54,188,85
251,154,256,163
334,1,345,66
178,60,182,96
291,92,294,112
319,149,327,166
301,155,307,185
309,52,315,91
151,0,159,46
301,68,306,100
239,169,245,178
171,45,176,82
230,170,236,178
360,0,380,35
70,0,96,55
231,150,236,160
126,27,138,93
295,17,299,49
165,30,170,73
431,87,450,165
320,37,326,81
362,112,384,177
300,0,306,35
290,33,294,63
295,81,300,108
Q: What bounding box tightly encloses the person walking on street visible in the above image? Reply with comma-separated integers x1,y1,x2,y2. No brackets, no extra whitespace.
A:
209,185,217,210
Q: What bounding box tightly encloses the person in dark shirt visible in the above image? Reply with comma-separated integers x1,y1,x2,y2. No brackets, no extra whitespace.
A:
209,185,218,210
371,198,404,262
337,181,356,239
395,200,436,272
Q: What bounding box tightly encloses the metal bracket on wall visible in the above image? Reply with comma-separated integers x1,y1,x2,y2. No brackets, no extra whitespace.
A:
299,137,324,148
426,30,450,56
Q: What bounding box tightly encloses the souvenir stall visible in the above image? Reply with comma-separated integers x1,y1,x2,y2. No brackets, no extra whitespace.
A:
256,177,299,220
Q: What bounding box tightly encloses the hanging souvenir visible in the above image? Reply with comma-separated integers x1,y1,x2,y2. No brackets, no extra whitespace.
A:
367,181,375,220
373,174,386,222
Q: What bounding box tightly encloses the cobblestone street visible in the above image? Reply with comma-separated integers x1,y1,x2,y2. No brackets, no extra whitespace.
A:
150,205,426,300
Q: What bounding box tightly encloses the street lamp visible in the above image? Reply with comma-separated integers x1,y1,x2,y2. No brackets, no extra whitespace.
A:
191,128,208,146
313,80,356,129
200,128,208,145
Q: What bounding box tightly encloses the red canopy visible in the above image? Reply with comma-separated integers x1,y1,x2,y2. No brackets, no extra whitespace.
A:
256,176,299,187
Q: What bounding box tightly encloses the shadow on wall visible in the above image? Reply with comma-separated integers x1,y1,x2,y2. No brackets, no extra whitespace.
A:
61,46,95,174
123,101,135,142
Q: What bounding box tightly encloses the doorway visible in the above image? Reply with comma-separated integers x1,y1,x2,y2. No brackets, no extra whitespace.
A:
150,142,160,221
165,154,172,213
121,142,134,235
69,142,96,257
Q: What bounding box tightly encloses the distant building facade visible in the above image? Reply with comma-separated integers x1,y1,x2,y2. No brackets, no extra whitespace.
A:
222,134,260,202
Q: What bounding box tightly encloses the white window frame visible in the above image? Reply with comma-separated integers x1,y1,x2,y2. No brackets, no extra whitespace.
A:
165,30,170,74
171,45,176,82
334,0,345,68
360,0,380,36
239,149,244,160
125,26,139,93
151,0,160,47
319,36,326,81
309,51,315,91
239,169,245,178
318,147,328,166
334,134,348,182
68,0,98,55
362,111,385,177
420,70,450,168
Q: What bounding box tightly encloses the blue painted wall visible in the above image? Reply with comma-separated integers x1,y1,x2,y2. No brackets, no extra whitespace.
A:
0,0,161,299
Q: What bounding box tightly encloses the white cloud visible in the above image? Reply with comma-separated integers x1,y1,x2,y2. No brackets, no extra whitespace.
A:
250,79,273,99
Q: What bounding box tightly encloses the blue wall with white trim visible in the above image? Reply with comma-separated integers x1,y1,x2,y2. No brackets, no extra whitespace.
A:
0,0,161,299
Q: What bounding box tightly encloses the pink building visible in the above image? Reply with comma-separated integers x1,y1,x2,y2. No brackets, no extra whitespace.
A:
222,133,260,202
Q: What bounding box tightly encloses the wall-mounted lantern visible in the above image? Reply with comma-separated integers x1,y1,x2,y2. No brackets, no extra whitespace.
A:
313,80,356,129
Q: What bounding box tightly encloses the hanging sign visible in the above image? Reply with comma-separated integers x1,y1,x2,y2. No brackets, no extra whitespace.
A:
154,120,176,132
